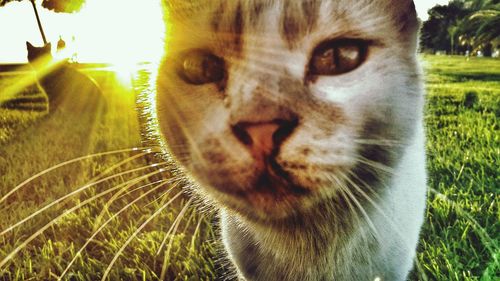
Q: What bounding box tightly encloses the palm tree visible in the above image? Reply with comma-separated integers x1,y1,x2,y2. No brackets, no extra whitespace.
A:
461,0,500,55
469,7,500,43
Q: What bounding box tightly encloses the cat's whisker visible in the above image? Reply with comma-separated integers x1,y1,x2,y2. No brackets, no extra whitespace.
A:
332,173,380,240
0,167,168,269
159,198,194,280
57,179,174,281
188,213,205,253
354,139,404,147
353,156,396,175
100,192,187,281
90,176,180,233
90,170,168,233
345,170,419,250
157,100,210,168
143,180,184,209
343,170,385,204
0,163,167,236
156,196,194,256
115,176,182,203
0,147,160,205
328,174,376,274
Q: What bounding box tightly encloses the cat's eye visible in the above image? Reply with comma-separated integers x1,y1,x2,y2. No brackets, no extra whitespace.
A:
308,39,368,77
177,50,225,85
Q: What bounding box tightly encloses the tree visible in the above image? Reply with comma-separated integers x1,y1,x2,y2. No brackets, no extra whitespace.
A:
466,3,500,54
421,1,471,54
0,0,86,45
421,0,499,56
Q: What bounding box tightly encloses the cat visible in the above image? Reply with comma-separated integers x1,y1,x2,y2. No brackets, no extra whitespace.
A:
147,0,427,280
26,41,104,114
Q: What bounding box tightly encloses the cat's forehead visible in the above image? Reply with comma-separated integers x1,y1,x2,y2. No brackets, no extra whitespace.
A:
165,0,417,49
165,0,416,25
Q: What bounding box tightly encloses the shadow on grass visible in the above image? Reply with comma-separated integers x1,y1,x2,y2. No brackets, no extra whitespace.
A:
437,72,500,83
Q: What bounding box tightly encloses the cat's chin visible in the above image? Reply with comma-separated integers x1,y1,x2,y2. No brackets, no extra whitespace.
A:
197,173,320,223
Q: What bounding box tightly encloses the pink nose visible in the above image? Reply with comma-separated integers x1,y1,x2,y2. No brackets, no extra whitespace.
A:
231,119,298,159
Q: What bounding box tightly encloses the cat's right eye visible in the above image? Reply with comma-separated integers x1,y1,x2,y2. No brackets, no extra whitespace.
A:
177,50,225,85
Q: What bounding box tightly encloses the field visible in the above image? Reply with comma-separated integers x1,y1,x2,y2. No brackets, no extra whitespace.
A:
0,55,498,280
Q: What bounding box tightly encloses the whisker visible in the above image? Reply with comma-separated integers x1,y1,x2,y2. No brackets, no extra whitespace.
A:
325,174,376,275
334,173,380,239
159,198,194,280
156,197,193,256
188,214,205,254
0,167,168,269
57,179,174,280
143,179,184,209
115,176,182,203
0,147,161,205
346,170,421,250
92,175,184,233
100,192,186,281
353,139,404,147
91,151,153,181
0,163,168,236
354,156,395,175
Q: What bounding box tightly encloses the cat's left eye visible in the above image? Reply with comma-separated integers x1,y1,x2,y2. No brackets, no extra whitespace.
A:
307,39,368,77
177,50,225,85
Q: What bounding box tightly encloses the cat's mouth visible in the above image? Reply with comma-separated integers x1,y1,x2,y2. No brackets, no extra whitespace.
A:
252,158,309,198
210,157,312,221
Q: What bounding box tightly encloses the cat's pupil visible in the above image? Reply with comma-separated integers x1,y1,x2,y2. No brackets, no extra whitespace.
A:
308,39,368,77
178,50,225,85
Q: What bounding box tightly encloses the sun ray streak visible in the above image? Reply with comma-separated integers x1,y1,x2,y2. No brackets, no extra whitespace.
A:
100,192,187,281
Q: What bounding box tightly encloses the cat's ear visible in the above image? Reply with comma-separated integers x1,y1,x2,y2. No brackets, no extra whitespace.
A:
26,41,34,49
45,43,52,50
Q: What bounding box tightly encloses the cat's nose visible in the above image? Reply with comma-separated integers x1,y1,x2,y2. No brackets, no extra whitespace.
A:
231,119,298,157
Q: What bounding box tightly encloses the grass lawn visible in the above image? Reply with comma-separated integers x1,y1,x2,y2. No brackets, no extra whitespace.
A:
0,55,498,280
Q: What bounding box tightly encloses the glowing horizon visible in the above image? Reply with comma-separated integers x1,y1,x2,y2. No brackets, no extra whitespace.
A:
0,0,164,65
0,0,448,64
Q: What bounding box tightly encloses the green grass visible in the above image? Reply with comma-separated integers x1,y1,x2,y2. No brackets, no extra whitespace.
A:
0,56,498,280
411,55,499,280
0,68,222,281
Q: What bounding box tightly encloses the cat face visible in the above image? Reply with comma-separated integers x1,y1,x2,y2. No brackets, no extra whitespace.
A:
154,0,423,222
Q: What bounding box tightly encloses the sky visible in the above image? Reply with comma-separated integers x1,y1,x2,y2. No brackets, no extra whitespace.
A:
0,0,450,63
0,0,164,63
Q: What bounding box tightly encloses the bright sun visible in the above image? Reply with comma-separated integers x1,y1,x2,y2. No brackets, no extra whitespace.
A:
0,0,161,64
50,0,165,66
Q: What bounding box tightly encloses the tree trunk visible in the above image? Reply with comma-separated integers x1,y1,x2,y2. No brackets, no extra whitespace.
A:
30,0,48,45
